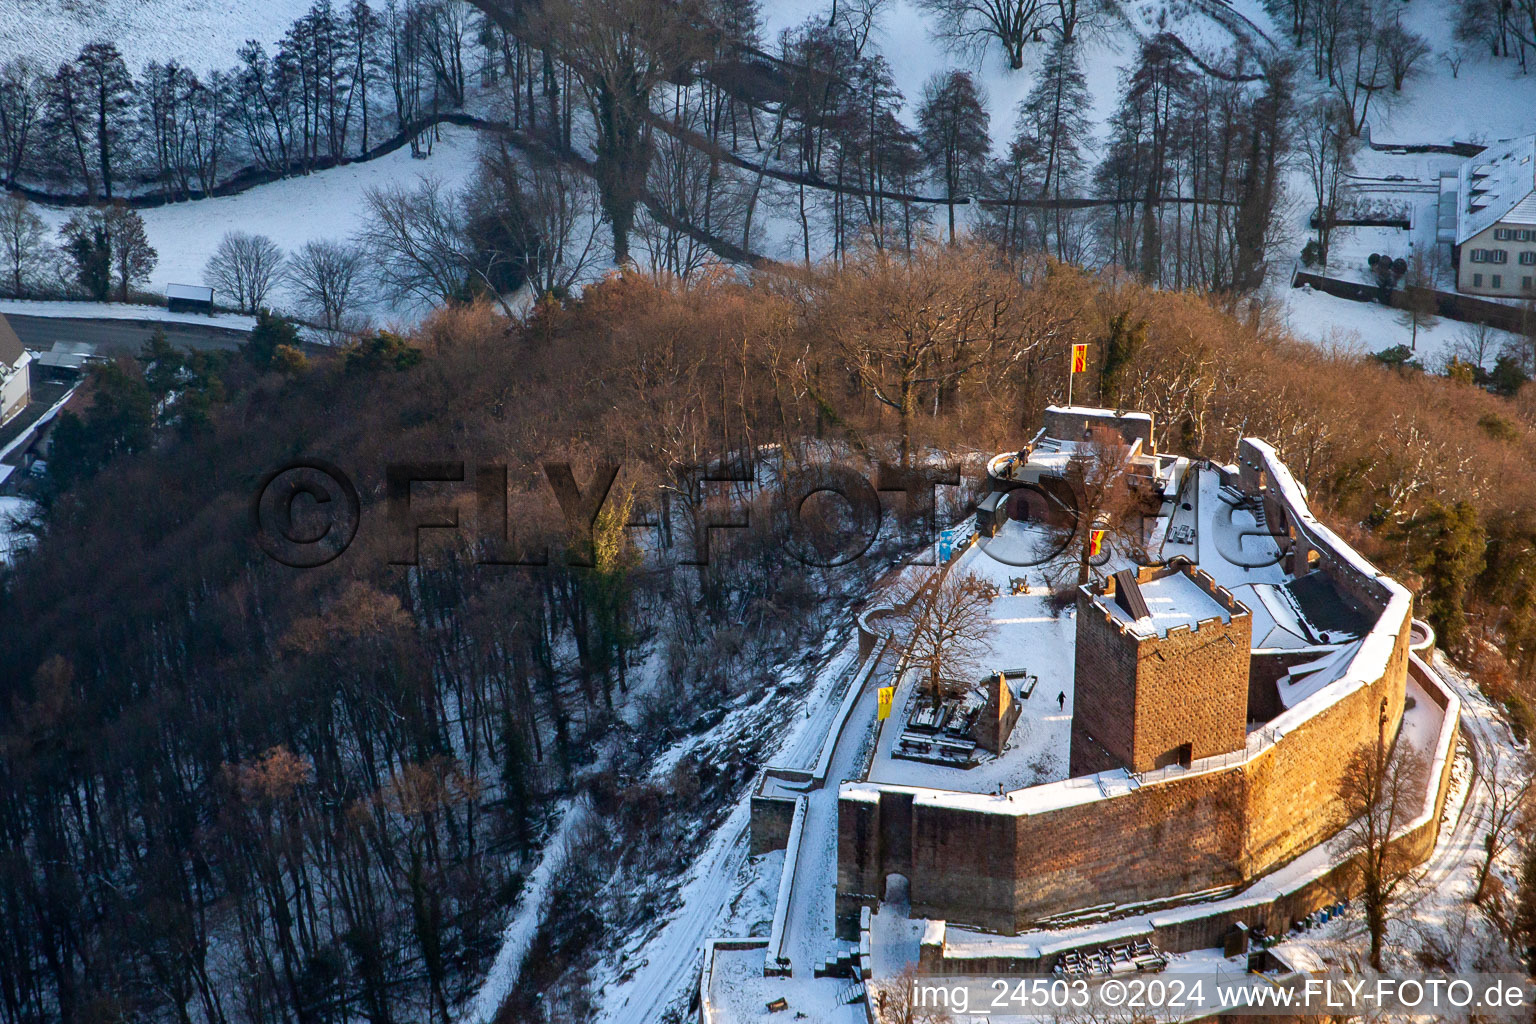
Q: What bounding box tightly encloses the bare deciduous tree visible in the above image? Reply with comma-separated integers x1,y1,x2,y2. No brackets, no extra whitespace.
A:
360,177,477,310
815,241,1039,465
1397,248,1440,351
473,139,607,300
102,203,156,303
0,191,50,296
1380,19,1431,91
892,568,997,710
1332,730,1428,971
1299,97,1356,268
1447,321,1501,371
870,963,956,1023
1037,425,1158,589
287,240,364,336
917,0,1045,69
204,230,284,313
532,0,712,264
1473,744,1534,903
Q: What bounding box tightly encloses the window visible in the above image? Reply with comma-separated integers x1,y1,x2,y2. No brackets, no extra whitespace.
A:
1474,273,1484,287
1521,230,1535,242
1525,277,1535,292
1521,251,1536,265
1493,275,1503,288
1494,249,1510,263
1497,228,1511,240
1471,249,1488,262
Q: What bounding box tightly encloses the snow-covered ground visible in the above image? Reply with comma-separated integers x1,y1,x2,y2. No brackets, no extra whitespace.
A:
0,299,255,331
0,0,313,73
460,797,591,1024
1278,284,1526,368
31,124,481,323
0,495,37,564
868,525,1077,793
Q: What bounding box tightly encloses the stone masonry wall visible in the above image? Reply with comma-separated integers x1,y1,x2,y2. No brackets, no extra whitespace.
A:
1071,564,1252,774
840,609,1410,934
1127,610,1252,771
1241,613,1410,874
1070,594,1141,774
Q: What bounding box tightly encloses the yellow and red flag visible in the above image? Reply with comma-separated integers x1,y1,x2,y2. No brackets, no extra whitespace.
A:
1088,529,1105,558
877,686,895,721
1071,343,1088,374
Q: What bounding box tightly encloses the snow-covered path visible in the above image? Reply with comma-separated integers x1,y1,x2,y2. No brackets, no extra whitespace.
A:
597,807,753,1024
594,635,882,1024
461,797,590,1024
779,678,882,973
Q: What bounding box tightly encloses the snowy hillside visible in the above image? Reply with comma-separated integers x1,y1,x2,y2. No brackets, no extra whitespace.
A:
33,124,482,319
0,0,313,72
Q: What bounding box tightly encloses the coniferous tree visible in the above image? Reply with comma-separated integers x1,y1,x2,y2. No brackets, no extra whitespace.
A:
75,42,135,198
917,69,990,243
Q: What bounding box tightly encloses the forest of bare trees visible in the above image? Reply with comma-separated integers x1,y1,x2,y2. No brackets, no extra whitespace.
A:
0,0,1333,303
6,241,1536,1020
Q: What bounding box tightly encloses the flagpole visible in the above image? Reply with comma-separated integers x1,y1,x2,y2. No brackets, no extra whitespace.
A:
1069,343,1081,408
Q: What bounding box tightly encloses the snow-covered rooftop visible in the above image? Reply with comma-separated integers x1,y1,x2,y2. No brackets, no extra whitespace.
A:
1044,404,1153,421
1456,134,1536,244
1102,568,1235,639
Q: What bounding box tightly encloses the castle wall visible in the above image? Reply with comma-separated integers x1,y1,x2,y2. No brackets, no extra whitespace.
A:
1043,407,1155,452
838,439,1418,936
1071,565,1252,774
1241,614,1410,874
1070,594,1142,774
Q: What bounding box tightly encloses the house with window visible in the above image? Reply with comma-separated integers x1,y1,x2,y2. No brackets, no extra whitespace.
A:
1455,134,1536,298
0,313,32,426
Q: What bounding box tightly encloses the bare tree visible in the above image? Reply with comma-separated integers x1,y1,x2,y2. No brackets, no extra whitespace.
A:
360,177,478,310
1380,19,1432,90
287,240,363,335
1038,425,1157,589
1397,248,1439,351
917,0,1045,69
1473,745,1534,904
473,139,607,299
635,97,747,284
1299,97,1355,268
1328,0,1393,133
0,192,50,296
892,568,997,710
916,70,990,243
531,0,712,264
102,203,157,303
813,241,1041,466
0,59,42,189
1332,730,1429,971
870,963,956,1023
204,231,284,313
1447,321,1500,371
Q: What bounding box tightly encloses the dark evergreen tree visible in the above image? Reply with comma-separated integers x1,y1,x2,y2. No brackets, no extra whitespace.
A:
916,69,990,243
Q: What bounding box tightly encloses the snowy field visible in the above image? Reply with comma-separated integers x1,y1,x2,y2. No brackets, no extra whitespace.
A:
0,0,313,73
0,299,255,330
32,124,482,322
1278,284,1526,368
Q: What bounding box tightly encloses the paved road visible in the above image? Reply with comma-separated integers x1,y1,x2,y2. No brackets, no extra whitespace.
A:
6,315,250,356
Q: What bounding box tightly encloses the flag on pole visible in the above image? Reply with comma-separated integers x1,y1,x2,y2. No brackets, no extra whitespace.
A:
1088,528,1105,558
878,686,895,721
1071,343,1088,374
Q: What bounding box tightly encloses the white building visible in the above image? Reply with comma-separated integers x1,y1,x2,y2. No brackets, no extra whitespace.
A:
0,313,31,426
1454,134,1536,298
